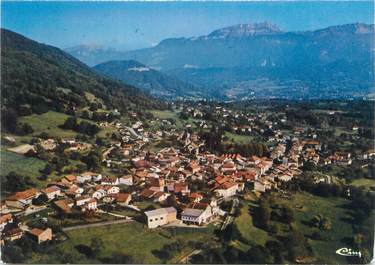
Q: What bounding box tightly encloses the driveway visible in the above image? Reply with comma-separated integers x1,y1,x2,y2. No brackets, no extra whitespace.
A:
221,197,239,231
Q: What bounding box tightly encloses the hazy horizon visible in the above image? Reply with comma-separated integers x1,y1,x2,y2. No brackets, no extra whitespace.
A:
1,1,373,51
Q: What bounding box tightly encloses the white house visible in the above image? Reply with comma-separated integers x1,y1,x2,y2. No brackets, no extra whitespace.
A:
101,176,119,186
77,174,92,183
181,205,213,225
41,186,61,200
92,189,107,199
103,186,120,194
75,196,92,206
215,182,239,198
5,188,40,209
83,198,97,211
119,175,133,186
0,214,13,231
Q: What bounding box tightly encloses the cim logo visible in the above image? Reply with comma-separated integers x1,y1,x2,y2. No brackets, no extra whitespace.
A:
336,248,362,258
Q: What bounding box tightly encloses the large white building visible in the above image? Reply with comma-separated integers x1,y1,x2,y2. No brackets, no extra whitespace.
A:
144,207,177,228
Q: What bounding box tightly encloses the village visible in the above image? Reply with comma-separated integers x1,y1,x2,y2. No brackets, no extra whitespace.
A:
2,102,373,251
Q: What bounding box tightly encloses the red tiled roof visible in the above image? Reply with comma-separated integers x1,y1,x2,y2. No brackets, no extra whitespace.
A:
0,213,12,224
30,228,47,237
64,175,76,182
140,189,155,198
190,192,203,199
134,160,152,169
42,186,60,194
115,193,131,202
7,188,38,201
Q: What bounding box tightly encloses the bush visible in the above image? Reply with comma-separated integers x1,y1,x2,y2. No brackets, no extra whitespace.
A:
269,223,280,234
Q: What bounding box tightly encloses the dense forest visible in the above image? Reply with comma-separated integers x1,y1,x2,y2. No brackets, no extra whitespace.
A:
1,29,167,133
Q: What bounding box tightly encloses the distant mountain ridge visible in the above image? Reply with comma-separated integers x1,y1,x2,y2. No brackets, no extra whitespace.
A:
93,60,203,99
67,22,374,100
65,44,127,66
207,22,282,39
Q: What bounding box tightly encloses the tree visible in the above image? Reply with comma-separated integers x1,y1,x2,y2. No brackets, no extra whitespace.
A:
302,161,317,171
283,206,295,224
109,252,133,264
258,200,271,230
245,246,272,264
18,123,34,135
2,108,18,133
165,194,179,209
353,233,364,248
62,116,78,130
90,238,104,255
41,163,54,175
2,172,34,192
81,110,90,119
2,244,26,263
311,214,332,231
83,152,101,170
32,194,48,205
35,144,49,160
269,223,280,234
285,230,308,261
286,230,306,249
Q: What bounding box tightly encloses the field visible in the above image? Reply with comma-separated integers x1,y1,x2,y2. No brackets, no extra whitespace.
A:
150,110,178,120
224,132,255,144
350,178,375,190
0,149,47,188
150,109,201,130
277,192,366,264
19,111,77,138
231,191,373,264
232,200,269,251
30,221,216,264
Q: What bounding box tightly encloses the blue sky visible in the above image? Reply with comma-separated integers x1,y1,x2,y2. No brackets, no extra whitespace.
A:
1,1,373,50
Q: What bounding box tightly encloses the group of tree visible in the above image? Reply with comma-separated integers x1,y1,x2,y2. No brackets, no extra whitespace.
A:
224,142,269,157
1,172,34,192
1,108,34,135
61,116,100,136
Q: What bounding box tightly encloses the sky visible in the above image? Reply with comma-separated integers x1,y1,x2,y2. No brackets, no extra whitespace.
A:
1,1,373,51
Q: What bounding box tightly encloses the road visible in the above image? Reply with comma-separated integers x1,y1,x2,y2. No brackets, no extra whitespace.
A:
221,197,239,231
125,126,142,139
62,218,133,231
164,220,206,229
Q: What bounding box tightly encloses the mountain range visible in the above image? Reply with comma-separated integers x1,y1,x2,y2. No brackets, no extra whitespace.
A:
93,60,202,99
66,22,374,100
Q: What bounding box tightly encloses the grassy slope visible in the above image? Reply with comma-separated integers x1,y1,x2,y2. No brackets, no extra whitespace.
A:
224,132,255,144
30,222,215,264
150,109,201,130
232,192,373,264
277,192,365,264
150,110,178,120
0,150,47,188
19,111,78,139
350,178,375,190
234,201,269,249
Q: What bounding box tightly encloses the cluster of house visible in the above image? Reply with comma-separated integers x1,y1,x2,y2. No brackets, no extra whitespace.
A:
2,107,373,244
0,211,52,245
